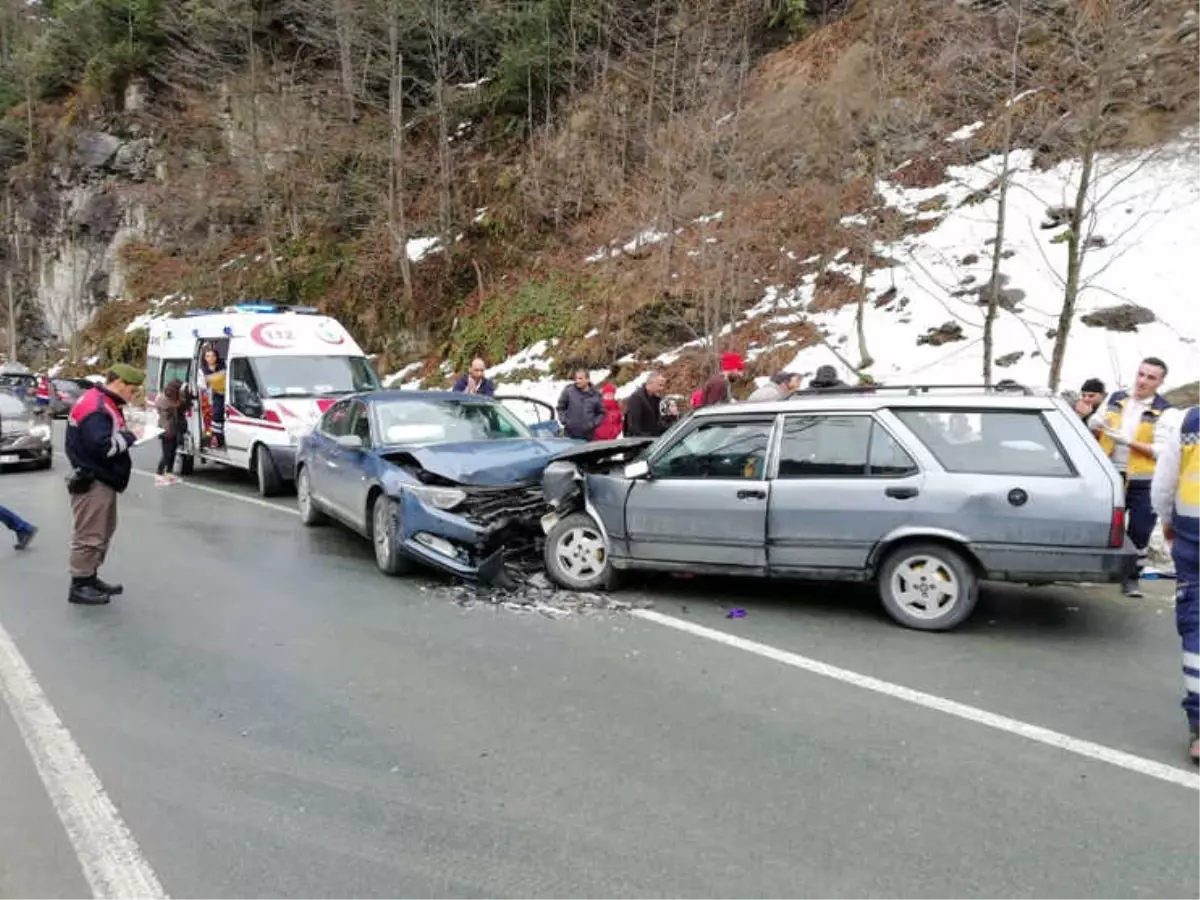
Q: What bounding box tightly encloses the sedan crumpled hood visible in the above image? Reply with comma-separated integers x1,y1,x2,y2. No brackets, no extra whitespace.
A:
381,438,579,486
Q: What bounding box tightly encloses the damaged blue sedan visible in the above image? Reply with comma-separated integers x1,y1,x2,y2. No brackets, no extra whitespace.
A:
294,391,575,582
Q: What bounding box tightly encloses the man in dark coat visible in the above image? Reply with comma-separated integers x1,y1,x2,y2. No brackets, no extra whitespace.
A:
556,369,605,440
64,363,143,605
624,371,668,437
451,357,496,396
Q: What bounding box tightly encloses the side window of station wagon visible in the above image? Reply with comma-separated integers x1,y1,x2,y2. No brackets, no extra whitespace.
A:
894,408,1073,477
652,419,774,480
777,415,917,478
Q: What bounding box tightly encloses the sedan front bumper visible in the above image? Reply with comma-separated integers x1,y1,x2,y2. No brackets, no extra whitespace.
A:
395,484,547,583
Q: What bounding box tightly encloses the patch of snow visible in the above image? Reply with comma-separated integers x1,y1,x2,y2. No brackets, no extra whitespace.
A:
474,207,489,223
584,328,600,339
456,77,492,90
693,211,724,225
383,362,422,387
946,121,985,143
407,236,442,263
125,313,157,333
715,112,734,126
488,340,554,377
85,354,100,365
623,229,668,253
1006,89,1039,107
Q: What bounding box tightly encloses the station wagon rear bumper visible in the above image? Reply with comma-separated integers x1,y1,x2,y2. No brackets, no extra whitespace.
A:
972,541,1138,585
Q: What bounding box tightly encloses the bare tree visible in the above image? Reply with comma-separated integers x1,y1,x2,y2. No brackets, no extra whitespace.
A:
1045,0,1175,390
387,0,414,306
979,0,1028,386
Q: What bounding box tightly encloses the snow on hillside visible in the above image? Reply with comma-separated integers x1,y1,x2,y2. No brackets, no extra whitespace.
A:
406,133,1199,407
779,137,1200,391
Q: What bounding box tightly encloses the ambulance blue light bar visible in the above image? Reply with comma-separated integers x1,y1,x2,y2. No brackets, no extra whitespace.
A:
229,303,278,313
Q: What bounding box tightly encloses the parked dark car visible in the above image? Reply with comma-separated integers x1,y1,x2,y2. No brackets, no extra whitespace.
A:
295,391,575,581
49,378,88,417
0,389,53,470
0,370,37,402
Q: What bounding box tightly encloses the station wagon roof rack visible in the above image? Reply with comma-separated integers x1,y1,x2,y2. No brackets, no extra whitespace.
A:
789,382,1037,397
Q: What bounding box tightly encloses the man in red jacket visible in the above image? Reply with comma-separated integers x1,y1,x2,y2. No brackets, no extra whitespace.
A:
696,352,745,408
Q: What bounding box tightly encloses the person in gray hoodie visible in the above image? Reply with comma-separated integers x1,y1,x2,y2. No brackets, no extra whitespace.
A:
748,371,801,402
556,369,605,440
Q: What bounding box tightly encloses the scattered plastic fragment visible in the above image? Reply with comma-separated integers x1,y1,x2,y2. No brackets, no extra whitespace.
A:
726,608,747,619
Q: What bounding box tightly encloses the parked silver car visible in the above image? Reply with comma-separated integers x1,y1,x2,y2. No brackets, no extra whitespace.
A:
0,389,53,470
539,385,1137,631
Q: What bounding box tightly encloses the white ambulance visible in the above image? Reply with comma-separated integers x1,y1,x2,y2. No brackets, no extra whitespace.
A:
145,304,382,495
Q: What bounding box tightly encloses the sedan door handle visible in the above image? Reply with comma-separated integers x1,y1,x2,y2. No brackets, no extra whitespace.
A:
885,486,919,500
737,489,766,500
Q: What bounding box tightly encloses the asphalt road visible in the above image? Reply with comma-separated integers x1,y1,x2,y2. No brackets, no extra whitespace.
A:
0,430,1196,898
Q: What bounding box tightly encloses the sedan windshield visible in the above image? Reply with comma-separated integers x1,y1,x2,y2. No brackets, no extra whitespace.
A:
371,399,531,445
252,356,381,398
0,392,31,426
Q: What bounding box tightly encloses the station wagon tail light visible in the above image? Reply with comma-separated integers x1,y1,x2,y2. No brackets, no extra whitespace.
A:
1109,507,1125,548
264,409,283,424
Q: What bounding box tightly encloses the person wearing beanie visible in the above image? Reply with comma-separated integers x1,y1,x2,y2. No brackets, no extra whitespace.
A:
1075,377,1107,422
808,364,846,390
697,351,745,408
593,382,624,440
64,363,144,606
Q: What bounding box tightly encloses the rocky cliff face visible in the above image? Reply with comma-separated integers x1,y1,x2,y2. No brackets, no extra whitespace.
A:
18,106,158,356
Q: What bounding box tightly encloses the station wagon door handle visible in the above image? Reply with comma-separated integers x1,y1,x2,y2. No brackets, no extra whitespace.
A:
737,489,767,500
885,486,919,500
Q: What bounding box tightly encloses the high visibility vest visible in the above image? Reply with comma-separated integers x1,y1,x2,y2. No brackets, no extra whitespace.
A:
1096,390,1171,479
1175,407,1200,579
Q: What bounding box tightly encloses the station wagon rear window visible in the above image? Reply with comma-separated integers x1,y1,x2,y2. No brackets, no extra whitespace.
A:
894,409,1072,477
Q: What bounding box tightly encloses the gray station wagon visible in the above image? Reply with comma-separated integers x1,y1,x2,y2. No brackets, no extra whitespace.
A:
539,385,1137,631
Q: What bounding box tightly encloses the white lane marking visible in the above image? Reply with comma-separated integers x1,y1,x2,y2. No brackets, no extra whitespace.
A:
0,622,169,899
631,608,1200,791
128,470,1199,791
131,469,299,517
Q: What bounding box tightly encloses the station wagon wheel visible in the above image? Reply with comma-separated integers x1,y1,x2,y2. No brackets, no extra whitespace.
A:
877,542,978,632
371,494,413,576
544,512,619,591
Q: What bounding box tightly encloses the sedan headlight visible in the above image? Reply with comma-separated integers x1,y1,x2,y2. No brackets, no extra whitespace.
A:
407,484,466,511
29,424,51,441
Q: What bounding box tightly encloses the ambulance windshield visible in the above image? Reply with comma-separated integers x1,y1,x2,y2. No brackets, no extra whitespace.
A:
253,355,381,398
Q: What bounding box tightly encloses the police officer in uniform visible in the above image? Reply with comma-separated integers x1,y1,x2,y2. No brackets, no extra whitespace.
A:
1152,404,1199,763
1089,357,1174,597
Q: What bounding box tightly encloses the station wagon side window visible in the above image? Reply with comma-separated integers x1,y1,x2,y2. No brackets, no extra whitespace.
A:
650,419,774,480
320,399,354,437
893,408,1074,477
775,414,916,479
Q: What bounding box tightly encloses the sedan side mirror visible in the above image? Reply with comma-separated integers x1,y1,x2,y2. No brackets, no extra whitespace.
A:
623,459,651,480
335,434,364,451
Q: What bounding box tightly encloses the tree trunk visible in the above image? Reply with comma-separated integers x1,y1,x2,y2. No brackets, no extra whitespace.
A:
246,25,280,278
983,3,1023,387
854,142,881,372
387,2,413,307
333,0,356,122
1048,142,1095,391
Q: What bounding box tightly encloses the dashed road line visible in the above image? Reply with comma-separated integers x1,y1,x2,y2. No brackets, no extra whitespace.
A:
632,608,1200,791
0,621,169,899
